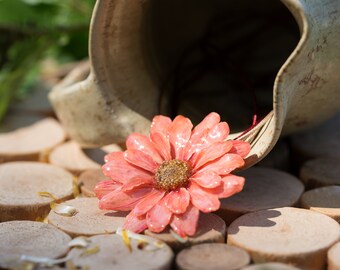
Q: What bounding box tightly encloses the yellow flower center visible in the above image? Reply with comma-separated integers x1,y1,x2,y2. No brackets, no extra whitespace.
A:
155,159,191,191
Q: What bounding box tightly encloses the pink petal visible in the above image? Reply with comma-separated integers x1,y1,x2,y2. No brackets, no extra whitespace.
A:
188,182,220,213
99,187,151,211
206,122,230,144
94,180,122,199
150,115,172,135
102,152,152,182
229,140,251,158
122,176,155,192
190,141,233,170
211,174,245,198
131,189,165,216
123,212,148,233
170,204,199,237
199,153,245,175
190,171,222,188
124,149,159,173
150,132,171,161
192,112,220,136
146,198,173,233
168,115,193,159
183,129,210,161
164,188,190,214
126,133,163,164
184,122,229,161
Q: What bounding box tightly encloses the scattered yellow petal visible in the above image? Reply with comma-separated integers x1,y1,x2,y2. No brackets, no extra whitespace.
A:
50,202,77,217
72,176,80,197
121,229,132,252
68,237,91,248
170,229,188,243
35,215,48,223
80,245,100,257
116,228,165,251
37,191,58,201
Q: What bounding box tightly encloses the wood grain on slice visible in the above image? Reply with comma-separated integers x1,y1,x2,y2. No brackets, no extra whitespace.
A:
176,243,250,270
227,207,340,270
78,169,109,197
49,141,100,175
48,197,126,237
0,118,66,163
145,213,226,253
300,157,340,189
0,162,74,222
328,242,340,270
241,262,301,270
301,186,340,223
216,167,304,225
0,221,71,263
290,113,340,161
67,234,174,270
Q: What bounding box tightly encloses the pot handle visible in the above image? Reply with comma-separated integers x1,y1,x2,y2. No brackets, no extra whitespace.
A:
48,62,150,147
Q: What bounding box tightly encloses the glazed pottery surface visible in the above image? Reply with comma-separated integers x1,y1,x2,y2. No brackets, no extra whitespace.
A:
49,0,340,167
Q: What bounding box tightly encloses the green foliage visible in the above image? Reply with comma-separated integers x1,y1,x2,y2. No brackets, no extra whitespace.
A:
0,0,95,121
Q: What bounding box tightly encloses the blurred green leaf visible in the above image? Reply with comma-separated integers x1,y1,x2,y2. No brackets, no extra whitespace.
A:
0,0,95,121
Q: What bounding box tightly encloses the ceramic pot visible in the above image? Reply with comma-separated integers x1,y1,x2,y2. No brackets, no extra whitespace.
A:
49,0,340,167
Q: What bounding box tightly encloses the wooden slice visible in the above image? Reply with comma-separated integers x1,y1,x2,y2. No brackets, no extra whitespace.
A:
0,113,43,133
67,234,174,270
48,197,126,237
78,169,109,197
0,221,71,263
216,167,304,225
145,213,226,253
328,242,340,270
0,118,66,163
301,186,340,223
176,243,250,270
290,113,340,161
241,263,301,270
0,162,74,222
299,157,340,189
49,141,101,175
227,207,340,270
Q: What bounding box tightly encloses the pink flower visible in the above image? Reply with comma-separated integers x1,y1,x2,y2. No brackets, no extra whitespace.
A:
95,112,251,237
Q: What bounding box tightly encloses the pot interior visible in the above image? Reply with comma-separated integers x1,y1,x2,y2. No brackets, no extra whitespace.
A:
145,0,300,132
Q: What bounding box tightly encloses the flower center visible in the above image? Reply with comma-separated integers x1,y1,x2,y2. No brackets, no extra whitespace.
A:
155,159,191,191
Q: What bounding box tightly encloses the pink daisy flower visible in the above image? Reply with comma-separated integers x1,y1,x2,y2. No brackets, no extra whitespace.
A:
95,112,251,237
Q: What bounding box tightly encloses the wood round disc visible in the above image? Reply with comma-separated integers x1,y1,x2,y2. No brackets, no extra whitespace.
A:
0,161,74,222
0,118,66,163
49,141,101,175
67,234,174,270
228,207,340,269
290,113,340,160
328,242,340,270
241,263,301,270
78,169,109,197
216,167,304,225
176,243,250,270
0,221,71,262
145,213,226,252
48,197,126,237
300,157,340,188
301,185,340,223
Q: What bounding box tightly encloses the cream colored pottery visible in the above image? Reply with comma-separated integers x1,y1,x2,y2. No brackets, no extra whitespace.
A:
49,0,340,167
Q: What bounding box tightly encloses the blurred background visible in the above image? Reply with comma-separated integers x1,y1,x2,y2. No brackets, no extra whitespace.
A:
0,0,95,122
